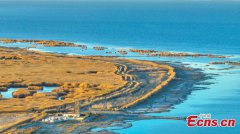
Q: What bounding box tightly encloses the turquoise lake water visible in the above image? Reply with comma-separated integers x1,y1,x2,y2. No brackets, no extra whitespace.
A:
0,1,240,133
0,87,57,98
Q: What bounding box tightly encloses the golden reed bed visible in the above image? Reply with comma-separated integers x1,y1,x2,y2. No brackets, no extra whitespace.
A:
0,45,175,112
0,41,177,133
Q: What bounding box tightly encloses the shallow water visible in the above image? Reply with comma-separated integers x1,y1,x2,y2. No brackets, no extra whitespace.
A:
87,59,240,134
0,1,240,133
114,68,240,134
0,86,57,98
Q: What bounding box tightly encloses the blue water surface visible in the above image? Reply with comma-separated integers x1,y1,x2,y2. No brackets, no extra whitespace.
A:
0,1,240,134
0,1,240,55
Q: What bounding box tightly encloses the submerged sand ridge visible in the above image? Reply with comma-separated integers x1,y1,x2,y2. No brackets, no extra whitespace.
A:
0,46,175,113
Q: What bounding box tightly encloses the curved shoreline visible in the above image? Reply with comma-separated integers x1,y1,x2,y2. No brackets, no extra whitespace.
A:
119,60,176,109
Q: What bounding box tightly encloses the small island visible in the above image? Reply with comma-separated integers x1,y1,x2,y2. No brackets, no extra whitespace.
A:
0,45,178,133
0,38,218,133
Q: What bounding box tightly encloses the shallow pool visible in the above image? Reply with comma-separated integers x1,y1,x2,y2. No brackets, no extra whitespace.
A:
0,86,58,98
